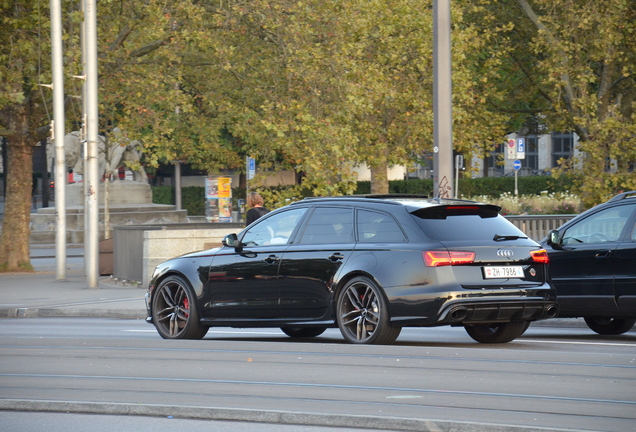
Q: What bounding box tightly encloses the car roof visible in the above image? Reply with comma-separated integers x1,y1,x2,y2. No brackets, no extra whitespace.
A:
608,190,636,203
292,194,498,210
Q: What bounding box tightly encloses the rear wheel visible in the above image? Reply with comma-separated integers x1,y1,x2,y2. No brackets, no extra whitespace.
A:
280,327,327,338
152,275,208,340
583,317,636,335
336,277,401,345
465,321,530,343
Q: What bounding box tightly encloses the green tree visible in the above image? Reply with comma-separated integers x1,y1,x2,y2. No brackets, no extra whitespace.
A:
183,0,512,196
485,0,636,206
0,0,54,271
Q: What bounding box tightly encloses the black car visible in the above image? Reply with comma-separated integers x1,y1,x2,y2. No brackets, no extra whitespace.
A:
145,195,558,344
542,191,636,335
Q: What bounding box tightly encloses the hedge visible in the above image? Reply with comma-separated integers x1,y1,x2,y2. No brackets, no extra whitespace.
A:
152,175,578,214
152,186,206,216
356,175,576,198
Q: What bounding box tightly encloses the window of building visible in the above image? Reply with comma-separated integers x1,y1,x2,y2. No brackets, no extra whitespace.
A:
552,132,574,168
486,143,505,176
524,135,539,171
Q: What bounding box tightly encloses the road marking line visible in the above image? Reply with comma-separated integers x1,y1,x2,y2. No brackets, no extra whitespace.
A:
522,339,635,347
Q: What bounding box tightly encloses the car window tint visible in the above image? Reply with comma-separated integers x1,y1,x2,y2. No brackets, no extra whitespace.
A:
299,207,354,244
241,208,307,246
563,205,633,244
358,210,406,243
413,213,525,241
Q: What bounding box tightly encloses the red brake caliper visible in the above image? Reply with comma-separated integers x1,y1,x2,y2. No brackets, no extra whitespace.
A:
183,297,190,317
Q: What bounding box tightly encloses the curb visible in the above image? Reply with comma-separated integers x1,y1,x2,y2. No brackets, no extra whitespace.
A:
0,308,145,320
0,306,589,327
0,306,588,328
0,399,581,432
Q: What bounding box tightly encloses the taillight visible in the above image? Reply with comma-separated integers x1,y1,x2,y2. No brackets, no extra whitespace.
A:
530,249,550,264
423,251,476,267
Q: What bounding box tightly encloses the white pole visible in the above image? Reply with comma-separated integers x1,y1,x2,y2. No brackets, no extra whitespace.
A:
84,0,99,288
454,155,459,199
433,0,454,199
174,162,182,210
50,0,66,280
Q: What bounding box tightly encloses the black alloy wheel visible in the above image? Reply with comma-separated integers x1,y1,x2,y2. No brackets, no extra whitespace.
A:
464,321,530,343
152,275,208,340
280,327,327,338
583,317,636,335
336,277,401,345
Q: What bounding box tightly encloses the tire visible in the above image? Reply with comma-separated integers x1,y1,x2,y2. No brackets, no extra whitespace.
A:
152,275,208,340
336,277,401,345
464,321,530,344
583,317,636,335
280,327,327,338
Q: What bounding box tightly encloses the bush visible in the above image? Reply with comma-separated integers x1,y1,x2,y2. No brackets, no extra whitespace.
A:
151,185,205,216
356,175,577,198
468,191,583,215
355,179,433,195
182,186,206,215
151,186,174,205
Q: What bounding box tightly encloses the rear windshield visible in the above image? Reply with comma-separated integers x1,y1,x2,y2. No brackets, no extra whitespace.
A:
411,205,527,241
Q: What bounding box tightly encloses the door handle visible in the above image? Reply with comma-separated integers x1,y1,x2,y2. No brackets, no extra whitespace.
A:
264,254,280,264
595,250,611,258
329,253,345,262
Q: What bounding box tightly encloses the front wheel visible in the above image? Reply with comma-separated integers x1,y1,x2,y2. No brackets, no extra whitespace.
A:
336,277,401,345
280,327,327,338
465,321,530,343
584,317,636,335
152,275,208,340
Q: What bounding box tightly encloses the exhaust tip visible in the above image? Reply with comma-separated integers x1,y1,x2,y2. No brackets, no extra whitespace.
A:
449,306,469,322
545,304,559,319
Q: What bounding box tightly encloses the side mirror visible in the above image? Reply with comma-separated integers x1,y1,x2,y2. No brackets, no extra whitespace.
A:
546,230,563,250
222,233,240,248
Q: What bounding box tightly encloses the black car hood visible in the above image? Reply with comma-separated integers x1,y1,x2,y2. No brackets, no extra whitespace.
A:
173,247,223,260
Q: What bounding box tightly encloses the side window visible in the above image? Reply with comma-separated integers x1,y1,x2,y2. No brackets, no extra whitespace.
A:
241,208,307,246
298,207,354,244
358,210,406,243
562,205,634,245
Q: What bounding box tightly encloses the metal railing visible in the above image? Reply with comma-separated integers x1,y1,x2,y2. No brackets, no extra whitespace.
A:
504,215,576,242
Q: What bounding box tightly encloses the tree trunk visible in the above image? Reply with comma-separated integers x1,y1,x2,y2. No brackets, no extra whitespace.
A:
0,131,35,272
370,146,389,194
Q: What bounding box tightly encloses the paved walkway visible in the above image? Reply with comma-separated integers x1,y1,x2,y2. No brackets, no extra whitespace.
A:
0,246,146,320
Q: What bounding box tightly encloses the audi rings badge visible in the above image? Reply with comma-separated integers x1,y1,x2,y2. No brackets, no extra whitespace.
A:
497,249,514,259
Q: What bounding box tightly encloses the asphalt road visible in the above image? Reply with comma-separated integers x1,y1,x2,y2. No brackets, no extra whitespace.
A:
1,318,635,432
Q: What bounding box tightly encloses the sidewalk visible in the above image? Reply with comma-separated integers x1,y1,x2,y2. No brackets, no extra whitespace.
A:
0,246,147,320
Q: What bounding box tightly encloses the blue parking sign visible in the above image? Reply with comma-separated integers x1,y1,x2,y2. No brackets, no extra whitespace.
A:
516,138,525,159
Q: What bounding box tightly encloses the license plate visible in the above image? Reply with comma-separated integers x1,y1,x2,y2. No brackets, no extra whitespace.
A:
483,266,524,279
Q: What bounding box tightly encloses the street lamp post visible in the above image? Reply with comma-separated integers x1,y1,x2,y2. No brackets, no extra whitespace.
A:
433,0,454,199
84,0,99,288
50,0,67,280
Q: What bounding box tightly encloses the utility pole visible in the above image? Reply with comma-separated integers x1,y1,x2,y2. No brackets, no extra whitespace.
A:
433,0,454,199
50,0,66,280
84,0,99,288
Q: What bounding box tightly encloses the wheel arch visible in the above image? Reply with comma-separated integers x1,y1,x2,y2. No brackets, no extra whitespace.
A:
333,271,395,319
149,268,202,315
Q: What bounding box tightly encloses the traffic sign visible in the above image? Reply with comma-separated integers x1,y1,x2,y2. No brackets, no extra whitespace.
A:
247,157,256,180
506,139,516,160
516,138,526,160
513,159,522,170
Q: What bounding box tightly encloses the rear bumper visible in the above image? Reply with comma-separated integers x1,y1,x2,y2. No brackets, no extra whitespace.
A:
391,299,559,327
438,300,559,324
